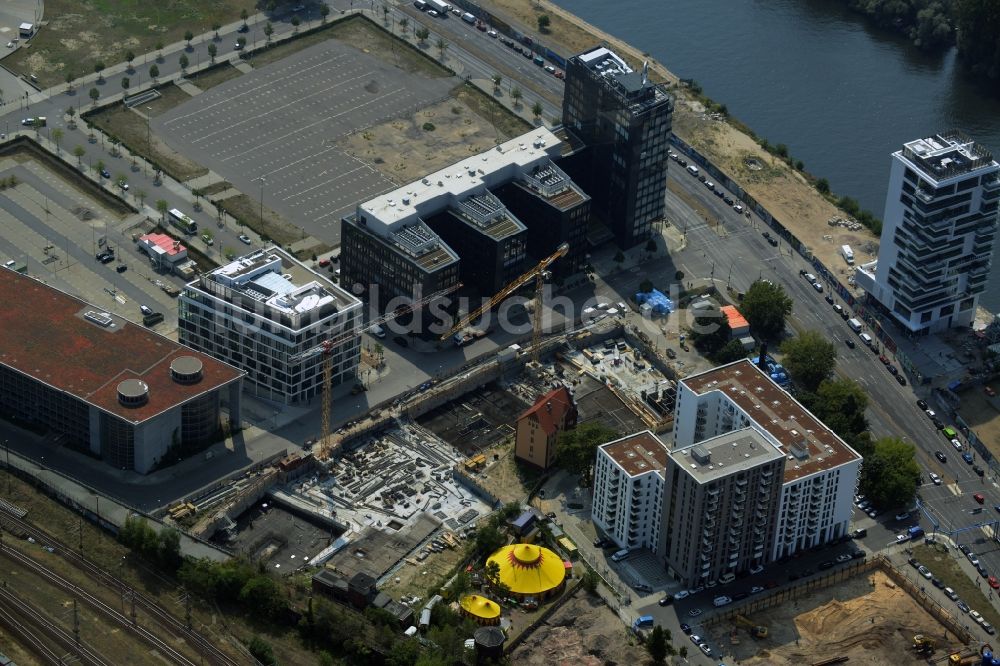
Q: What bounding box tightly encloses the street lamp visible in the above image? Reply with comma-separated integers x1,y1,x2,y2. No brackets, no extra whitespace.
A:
258,175,266,230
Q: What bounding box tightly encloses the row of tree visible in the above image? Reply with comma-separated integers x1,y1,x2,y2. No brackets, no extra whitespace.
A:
839,0,1000,79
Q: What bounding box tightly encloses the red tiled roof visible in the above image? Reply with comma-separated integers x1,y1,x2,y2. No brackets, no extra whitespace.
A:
682,360,861,482
518,386,574,436
141,233,185,256
0,270,242,423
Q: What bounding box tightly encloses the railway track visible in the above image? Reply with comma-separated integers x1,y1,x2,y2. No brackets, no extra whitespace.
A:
0,511,245,665
0,585,113,666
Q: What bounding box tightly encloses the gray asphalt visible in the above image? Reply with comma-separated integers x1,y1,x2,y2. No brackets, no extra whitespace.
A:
154,38,455,242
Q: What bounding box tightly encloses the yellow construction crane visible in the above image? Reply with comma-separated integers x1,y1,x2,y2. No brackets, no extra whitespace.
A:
734,614,768,639
441,243,569,364
293,282,462,459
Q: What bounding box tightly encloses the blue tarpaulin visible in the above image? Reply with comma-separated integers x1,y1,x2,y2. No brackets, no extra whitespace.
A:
634,289,674,316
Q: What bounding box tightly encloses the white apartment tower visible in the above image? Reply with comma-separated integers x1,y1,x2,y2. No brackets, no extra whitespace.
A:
672,360,862,561
179,247,362,404
592,431,667,552
855,131,1000,334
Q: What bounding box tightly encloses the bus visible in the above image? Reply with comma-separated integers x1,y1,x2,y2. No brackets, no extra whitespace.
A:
168,208,198,235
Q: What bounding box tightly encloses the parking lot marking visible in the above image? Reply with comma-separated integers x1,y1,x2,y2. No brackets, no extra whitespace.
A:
949,483,962,496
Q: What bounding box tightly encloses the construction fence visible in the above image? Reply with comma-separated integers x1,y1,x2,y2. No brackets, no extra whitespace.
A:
703,555,972,645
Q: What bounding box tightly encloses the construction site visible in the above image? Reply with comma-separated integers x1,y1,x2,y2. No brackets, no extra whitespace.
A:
709,569,967,665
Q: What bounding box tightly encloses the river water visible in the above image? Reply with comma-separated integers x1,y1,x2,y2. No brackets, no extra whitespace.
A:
554,0,1000,311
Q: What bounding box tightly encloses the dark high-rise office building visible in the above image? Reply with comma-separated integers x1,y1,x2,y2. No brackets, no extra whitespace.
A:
562,46,673,248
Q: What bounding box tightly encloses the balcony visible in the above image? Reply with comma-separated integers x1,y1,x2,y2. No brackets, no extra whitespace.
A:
983,176,1000,192
915,188,935,204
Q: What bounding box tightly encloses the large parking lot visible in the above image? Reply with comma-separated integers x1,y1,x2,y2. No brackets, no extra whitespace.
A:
153,39,456,242
0,147,186,334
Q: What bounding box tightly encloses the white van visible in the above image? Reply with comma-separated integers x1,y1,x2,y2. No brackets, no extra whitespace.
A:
370,324,386,339
611,548,630,562
847,318,863,333
859,332,873,347
719,572,736,585
686,165,699,176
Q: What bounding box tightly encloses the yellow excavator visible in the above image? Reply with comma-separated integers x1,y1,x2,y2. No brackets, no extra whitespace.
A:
734,614,768,639
913,634,935,655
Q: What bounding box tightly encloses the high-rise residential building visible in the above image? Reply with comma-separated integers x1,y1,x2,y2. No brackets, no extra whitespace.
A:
341,128,589,309
561,46,673,248
855,131,1000,334
0,269,243,473
514,385,578,470
659,429,785,587
673,360,863,561
179,247,362,404
592,431,668,552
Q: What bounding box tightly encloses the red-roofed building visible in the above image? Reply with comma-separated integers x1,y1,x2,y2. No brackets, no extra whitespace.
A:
0,270,243,473
514,386,577,469
137,233,194,276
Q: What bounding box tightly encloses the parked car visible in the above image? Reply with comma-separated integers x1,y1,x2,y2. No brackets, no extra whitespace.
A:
238,233,252,244
975,493,986,504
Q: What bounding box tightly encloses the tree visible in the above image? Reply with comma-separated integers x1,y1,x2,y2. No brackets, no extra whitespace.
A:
639,278,654,293
815,177,830,194
291,15,301,33
94,61,106,82
647,625,669,665
155,40,164,61
491,73,502,94
184,30,194,48
382,5,390,24
780,330,837,392
691,308,731,355
157,527,182,571
207,42,217,63
808,378,871,455
679,646,688,658
954,0,1000,79
531,101,543,122
511,86,522,107
89,87,100,106
212,21,222,40
51,128,64,153
95,160,105,177
149,63,159,81
248,636,277,666
121,77,130,98
239,575,286,621
125,50,135,70
436,37,448,60
241,8,249,26
741,279,792,340
537,14,551,33
264,21,274,44
415,26,430,45
320,4,330,22
179,53,189,72
399,17,409,36
73,145,85,166
714,338,747,364
581,569,600,594
859,437,921,509
65,70,75,91
557,422,620,485
156,199,168,221
137,190,147,208
470,524,505,559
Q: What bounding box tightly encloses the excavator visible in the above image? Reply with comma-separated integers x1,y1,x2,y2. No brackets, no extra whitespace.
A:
734,614,768,639
912,634,935,655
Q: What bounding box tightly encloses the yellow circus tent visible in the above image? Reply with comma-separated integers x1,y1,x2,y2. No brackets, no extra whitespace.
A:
486,543,566,598
460,594,502,625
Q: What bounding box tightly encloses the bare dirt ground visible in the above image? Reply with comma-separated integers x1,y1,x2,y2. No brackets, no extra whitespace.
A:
475,442,534,504
958,386,1000,457
478,0,881,276
381,542,466,600
708,570,960,665
511,590,647,666
339,92,521,186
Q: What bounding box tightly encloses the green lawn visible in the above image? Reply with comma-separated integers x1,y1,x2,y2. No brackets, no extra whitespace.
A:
6,0,257,87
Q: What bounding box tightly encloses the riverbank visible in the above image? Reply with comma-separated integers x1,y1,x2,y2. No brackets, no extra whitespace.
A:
478,0,881,276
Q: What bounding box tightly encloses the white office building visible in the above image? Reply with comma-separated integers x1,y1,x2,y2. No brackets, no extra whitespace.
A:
855,131,1000,334
673,360,863,560
179,247,362,404
592,431,667,552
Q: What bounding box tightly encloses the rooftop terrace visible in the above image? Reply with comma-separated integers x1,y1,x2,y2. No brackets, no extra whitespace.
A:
900,130,998,183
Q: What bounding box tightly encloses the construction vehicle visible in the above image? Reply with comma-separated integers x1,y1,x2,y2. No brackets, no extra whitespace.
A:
912,634,935,654
441,243,568,364
292,282,462,459
734,614,767,639
950,650,981,665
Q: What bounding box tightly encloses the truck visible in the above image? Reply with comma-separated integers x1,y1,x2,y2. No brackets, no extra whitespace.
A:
461,11,476,24
908,526,925,540
847,317,863,333
426,0,449,14
453,327,488,346
841,244,854,265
